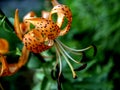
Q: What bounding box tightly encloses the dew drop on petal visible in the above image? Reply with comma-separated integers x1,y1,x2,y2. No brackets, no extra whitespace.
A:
44,39,54,46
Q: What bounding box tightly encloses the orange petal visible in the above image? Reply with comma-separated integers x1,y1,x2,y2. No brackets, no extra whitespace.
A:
49,4,72,36
0,38,9,54
14,9,23,41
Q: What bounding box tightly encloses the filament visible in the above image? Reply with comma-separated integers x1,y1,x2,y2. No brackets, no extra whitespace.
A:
54,43,62,77
56,39,92,53
55,40,77,78
55,39,80,64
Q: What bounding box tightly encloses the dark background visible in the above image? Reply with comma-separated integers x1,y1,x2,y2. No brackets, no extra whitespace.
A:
0,0,120,90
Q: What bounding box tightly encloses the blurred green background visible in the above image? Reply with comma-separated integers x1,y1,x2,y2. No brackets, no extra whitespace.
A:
0,0,120,90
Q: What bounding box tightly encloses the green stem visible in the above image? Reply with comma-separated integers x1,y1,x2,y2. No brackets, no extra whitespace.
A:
0,83,4,90
0,9,14,30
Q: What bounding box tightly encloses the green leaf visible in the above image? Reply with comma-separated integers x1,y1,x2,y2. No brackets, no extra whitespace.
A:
30,23,35,30
41,76,48,90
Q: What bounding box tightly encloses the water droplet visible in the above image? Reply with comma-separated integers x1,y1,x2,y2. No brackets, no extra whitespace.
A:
44,39,54,46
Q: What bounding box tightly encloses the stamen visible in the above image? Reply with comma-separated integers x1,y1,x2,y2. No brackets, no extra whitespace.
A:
74,63,87,71
55,39,80,64
57,39,93,53
55,40,77,78
60,49,77,78
54,43,62,77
